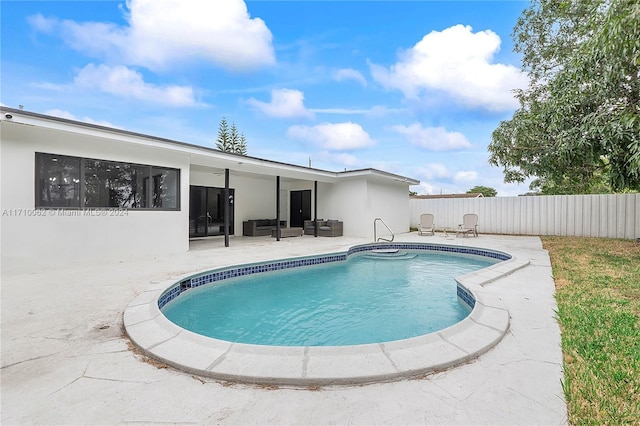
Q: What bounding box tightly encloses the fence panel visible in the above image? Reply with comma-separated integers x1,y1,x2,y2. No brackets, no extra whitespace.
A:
409,194,639,240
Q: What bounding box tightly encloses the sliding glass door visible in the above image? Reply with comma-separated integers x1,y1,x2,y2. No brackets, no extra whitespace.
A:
189,186,234,238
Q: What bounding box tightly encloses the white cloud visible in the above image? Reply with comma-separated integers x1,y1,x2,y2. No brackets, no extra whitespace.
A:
73,64,199,106
286,122,375,151
391,123,472,151
454,171,478,182
414,182,435,195
309,108,370,115
366,105,405,117
333,68,367,86
45,109,117,127
370,24,527,111
27,13,58,33
308,105,404,116
246,89,314,119
416,163,451,180
30,0,275,71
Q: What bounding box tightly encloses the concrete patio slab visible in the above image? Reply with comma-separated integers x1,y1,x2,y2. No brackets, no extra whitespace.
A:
1,233,568,424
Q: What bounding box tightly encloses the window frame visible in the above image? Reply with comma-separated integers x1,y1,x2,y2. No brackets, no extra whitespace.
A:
35,152,181,211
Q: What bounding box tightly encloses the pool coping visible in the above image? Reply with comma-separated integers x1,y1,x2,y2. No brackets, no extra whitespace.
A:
123,243,530,386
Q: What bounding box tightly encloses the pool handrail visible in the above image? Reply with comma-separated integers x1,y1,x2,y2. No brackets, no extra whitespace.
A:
374,217,394,242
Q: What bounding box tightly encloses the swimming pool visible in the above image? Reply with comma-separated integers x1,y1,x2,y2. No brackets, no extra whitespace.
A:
124,242,527,385
161,250,499,346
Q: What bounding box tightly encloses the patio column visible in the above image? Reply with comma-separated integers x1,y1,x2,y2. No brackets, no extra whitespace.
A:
276,176,281,241
314,180,318,237
224,168,230,247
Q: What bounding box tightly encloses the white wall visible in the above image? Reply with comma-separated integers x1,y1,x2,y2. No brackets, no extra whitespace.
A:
409,194,640,239
317,177,411,240
367,179,411,239
1,122,190,272
317,179,365,237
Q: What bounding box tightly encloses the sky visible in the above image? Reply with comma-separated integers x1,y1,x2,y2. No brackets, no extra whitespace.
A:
1,0,534,196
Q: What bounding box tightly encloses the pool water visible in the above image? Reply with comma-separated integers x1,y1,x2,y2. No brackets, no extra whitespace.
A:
162,251,498,346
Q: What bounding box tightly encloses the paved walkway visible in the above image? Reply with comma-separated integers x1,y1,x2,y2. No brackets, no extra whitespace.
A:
1,233,567,425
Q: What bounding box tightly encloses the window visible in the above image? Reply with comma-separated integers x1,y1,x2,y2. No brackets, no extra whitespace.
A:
36,153,81,207
151,167,179,209
35,153,180,210
84,160,149,208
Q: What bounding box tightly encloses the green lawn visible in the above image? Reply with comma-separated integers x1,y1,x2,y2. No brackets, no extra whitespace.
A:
542,237,640,425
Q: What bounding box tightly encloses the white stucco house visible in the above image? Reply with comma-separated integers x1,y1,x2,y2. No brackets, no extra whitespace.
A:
0,107,419,270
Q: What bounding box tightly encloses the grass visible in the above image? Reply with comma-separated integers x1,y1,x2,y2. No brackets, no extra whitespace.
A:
541,237,640,425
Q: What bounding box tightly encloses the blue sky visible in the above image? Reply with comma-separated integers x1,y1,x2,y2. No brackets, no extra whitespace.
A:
1,0,533,196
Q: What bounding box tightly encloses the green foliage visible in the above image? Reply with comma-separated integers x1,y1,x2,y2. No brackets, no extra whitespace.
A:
237,133,248,156
216,117,248,155
215,117,231,152
489,0,640,194
229,122,240,153
466,185,497,197
543,237,640,424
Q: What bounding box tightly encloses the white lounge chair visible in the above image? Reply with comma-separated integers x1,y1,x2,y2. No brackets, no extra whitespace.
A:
418,213,435,236
456,214,478,237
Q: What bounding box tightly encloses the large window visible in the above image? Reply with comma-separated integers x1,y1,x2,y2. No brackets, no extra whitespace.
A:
36,153,180,210
36,154,81,207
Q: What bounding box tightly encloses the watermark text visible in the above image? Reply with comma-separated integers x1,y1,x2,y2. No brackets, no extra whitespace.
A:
2,208,129,217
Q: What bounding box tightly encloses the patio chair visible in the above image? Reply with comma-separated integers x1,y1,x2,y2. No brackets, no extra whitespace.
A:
418,213,435,236
456,214,478,237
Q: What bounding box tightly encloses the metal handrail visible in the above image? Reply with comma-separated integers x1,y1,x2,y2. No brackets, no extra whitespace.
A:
373,217,394,242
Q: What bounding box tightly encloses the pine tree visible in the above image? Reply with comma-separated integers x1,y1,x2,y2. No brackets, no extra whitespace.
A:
215,117,231,152
229,122,240,154
238,133,248,156
215,117,248,155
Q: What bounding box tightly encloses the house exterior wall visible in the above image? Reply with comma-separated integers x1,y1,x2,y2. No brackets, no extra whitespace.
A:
1,111,418,271
367,179,412,238
317,179,367,237
1,121,189,272
317,178,410,240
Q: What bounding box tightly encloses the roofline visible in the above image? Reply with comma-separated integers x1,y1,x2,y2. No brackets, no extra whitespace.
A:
0,107,419,185
338,168,420,185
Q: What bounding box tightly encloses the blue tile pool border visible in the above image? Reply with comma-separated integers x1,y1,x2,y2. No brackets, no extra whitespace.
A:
157,243,510,310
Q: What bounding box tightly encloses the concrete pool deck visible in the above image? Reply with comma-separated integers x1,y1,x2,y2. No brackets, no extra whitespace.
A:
1,233,568,424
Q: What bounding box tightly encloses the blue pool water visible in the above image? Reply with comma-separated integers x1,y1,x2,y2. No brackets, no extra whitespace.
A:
162,251,498,346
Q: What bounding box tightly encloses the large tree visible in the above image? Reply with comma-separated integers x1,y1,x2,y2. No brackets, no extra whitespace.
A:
488,0,640,194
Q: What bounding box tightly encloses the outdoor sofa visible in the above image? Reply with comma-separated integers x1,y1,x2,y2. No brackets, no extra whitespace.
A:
242,219,287,237
304,219,343,237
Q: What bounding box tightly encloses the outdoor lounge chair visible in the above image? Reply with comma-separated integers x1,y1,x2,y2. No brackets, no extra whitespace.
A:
418,213,435,236
456,213,478,237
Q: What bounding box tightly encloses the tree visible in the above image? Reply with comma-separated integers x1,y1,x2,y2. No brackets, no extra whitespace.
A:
237,133,248,156
488,0,640,194
229,122,240,153
216,118,248,155
467,186,497,197
215,117,231,152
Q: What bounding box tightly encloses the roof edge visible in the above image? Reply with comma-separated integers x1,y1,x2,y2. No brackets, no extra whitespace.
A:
1,107,419,185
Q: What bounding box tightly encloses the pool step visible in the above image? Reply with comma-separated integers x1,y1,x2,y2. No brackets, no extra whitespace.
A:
371,249,400,254
364,250,417,260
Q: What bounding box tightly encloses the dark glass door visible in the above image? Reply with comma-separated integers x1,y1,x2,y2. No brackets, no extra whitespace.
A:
189,186,234,238
289,190,311,228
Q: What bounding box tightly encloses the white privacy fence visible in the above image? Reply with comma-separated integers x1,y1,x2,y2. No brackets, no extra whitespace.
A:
409,194,640,239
